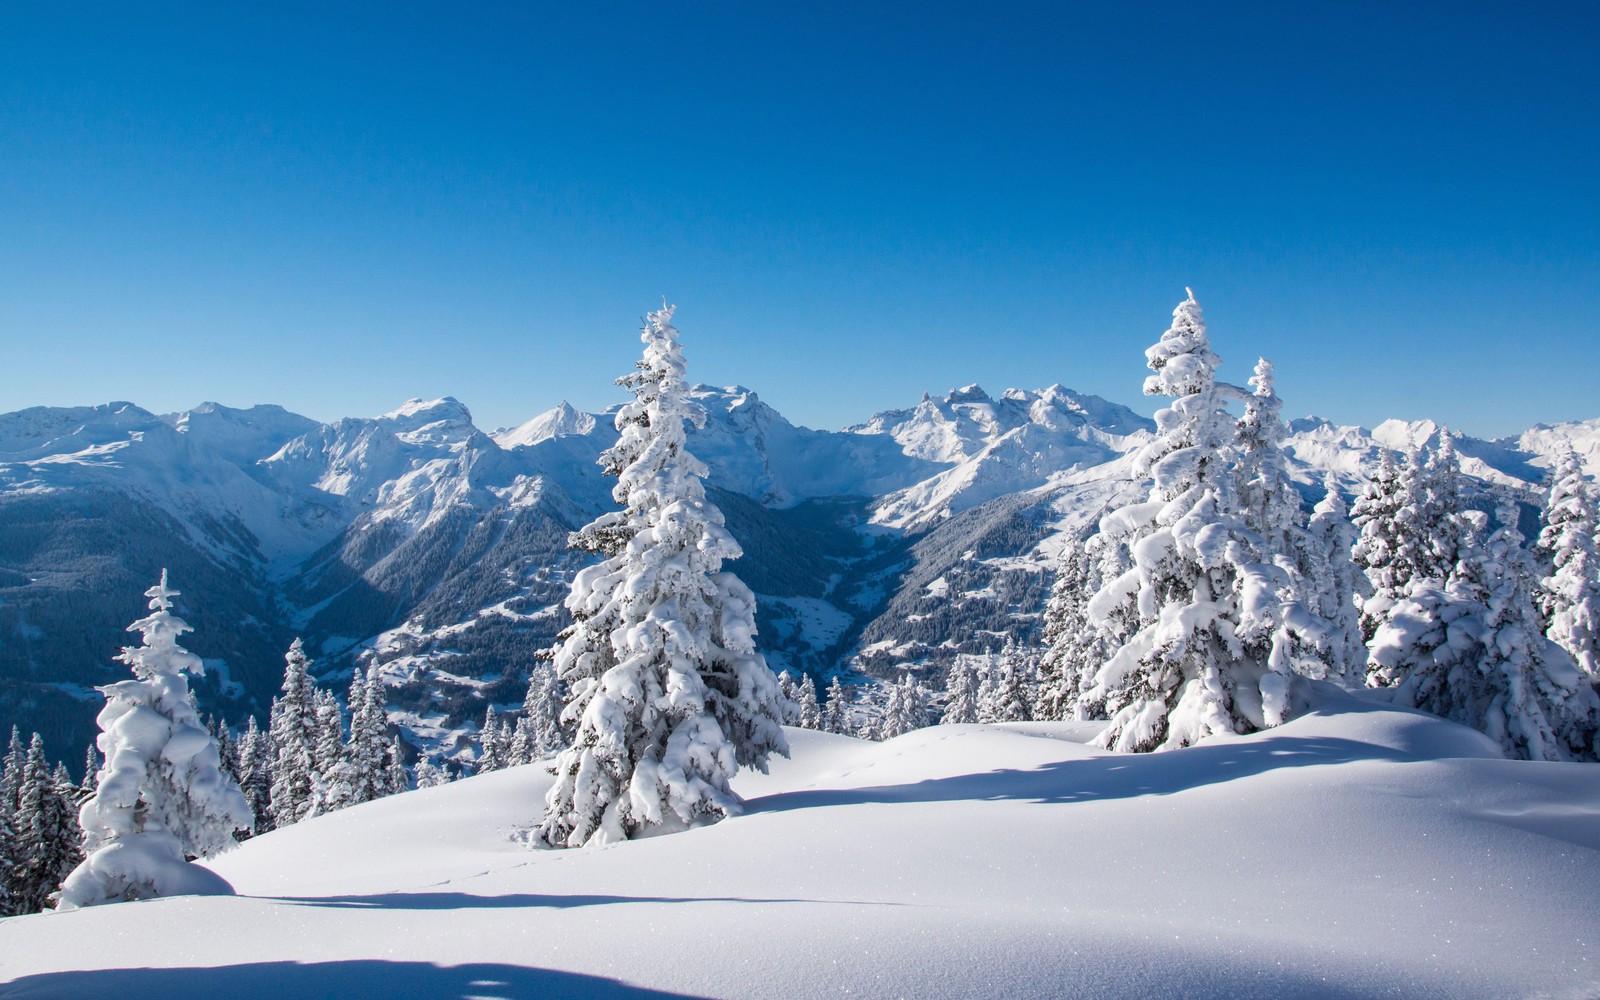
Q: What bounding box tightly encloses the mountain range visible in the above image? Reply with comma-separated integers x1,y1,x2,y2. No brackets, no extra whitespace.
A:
2,383,1595,765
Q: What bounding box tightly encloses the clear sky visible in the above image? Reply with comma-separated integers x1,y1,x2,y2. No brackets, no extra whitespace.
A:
2,2,1595,437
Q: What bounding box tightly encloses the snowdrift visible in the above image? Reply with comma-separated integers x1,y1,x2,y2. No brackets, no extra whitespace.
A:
2,697,1597,999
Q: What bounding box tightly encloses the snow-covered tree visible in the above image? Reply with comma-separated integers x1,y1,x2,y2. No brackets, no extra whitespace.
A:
1538,451,1600,681
11,734,81,912
1076,292,1311,751
876,674,932,740
235,716,273,835
1351,451,1410,642
345,665,390,805
415,758,451,789
1303,476,1368,685
942,656,981,725
268,639,319,827
514,659,568,763
822,676,853,735
1370,506,1599,761
305,688,348,815
791,673,822,730
59,572,251,909
979,647,1033,724
478,706,511,774
383,736,410,795
538,305,788,848
1035,531,1109,721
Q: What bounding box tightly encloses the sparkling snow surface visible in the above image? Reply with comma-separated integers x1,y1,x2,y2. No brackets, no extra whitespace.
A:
3,693,1597,999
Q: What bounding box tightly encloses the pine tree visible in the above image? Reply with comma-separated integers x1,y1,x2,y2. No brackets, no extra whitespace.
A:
1538,450,1600,681
1352,451,1412,642
1370,506,1600,761
82,744,100,793
383,736,410,795
980,647,1034,723
235,716,274,835
58,572,251,909
306,688,349,815
478,706,509,774
0,729,24,915
792,673,822,730
268,639,319,827
517,659,568,762
415,758,451,789
822,676,853,735
1305,475,1368,685
942,656,981,725
1077,291,1312,751
12,735,80,912
344,665,389,803
1035,531,1106,720
539,305,788,847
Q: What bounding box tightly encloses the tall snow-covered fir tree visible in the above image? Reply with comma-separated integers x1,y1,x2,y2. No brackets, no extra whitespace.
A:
11,733,81,912
1035,530,1109,721
235,716,273,835
791,673,822,730
514,659,568,763
538,304,788,848
58,572,251,909
1351,451,1410,642
268,639,319,827
978,647,1034,724
1538,450,1600,681
877,674,932,740
1076,291,1318,751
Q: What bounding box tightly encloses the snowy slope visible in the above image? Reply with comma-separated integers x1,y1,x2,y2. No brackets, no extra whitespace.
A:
3,696,1597,999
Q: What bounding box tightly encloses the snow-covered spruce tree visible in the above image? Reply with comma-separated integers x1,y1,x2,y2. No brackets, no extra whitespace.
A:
1370,506,1600,761
515,659,568,762
538,305,788,848
235,716,274,835
1235,358,1305,557
1351,451,1410,642
980,647,1034,724
776,672,800,725
478,706,510,774
1538,450,1600,681
942,656,981,725
12,734,81,912
58,572,251,909
268,639,319,827
304,688,349,815
821,676,853,735
877,674,932,740
383,736,410,795
415,758,451,789
1076,291,1318,752
1304,475,1368,685
346,665,390,804
792,673,822,730
0,728,21,913
1035,530,1110,721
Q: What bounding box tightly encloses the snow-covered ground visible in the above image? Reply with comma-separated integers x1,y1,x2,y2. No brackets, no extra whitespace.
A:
3,693,1597,999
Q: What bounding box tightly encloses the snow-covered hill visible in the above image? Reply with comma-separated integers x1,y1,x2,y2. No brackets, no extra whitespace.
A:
0,384,1594,765
3,697,1596,998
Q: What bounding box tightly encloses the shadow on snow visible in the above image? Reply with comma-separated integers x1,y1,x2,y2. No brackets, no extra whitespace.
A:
0,960,707,1000
271,891,861,911
747,731,1412,815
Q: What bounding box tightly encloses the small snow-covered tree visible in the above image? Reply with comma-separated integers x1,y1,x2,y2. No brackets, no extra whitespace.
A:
346,665,390,804
235,716,273,835
821,676,853,735
1035,531,1107,721
877,674,932,740
980,647,1033,724
1304,476,1368,685
58,572,251,909
383,736,410,795
478,706,511,774
415,758,451,788
305,688,349,815
1351,452,1410,641
1538,451,1600,681
12,734,81,912
515,659,568,763
538,305,788,848
791,673,822,730
268,639,319,827
942,656,981,725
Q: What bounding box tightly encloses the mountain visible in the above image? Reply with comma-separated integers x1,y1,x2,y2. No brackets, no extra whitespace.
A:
5,701,1598,998
0,383,1592,766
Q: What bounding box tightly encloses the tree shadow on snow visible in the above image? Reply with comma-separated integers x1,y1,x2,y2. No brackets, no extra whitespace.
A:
272,891,837,911
0,960,707,1000
747,734,1411,815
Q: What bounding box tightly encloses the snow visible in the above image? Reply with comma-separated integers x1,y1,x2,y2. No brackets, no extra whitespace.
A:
4,697,1598,998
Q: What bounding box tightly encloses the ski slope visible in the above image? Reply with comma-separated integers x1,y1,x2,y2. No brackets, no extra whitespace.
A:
2,693,1597,999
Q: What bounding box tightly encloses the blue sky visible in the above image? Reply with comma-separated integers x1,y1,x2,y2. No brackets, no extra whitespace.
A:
1,2,1595,436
